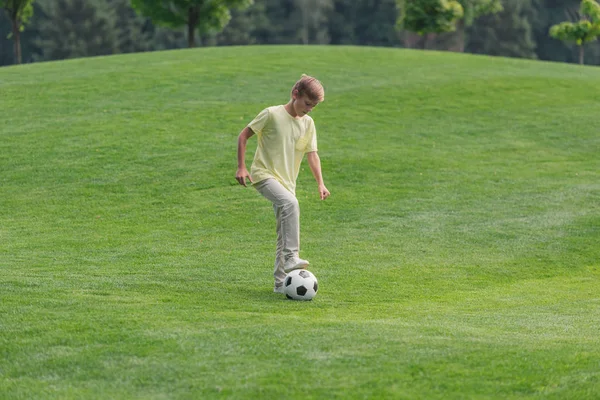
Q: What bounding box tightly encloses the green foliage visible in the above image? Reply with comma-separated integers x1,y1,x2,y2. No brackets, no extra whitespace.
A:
0,12,11,64
106,0,154,54
398,0,502,36
293,0,333,44
208,1,269,45
1,0,34,63
550,20,598,46
248,0,299,44
549,0,600,63
33,0,117,61
1,0,34,35
329,0,400,46
2,0,600,66
397,0,503,52
467,0,537,59
581,0,600,22
531,0,580,63
131,0,252,46
212,0,339,45
398,0,465,35
549,0,600,45
459,0,502,25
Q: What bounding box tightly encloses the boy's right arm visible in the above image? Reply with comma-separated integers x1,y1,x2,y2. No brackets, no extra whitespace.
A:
236,126,255,187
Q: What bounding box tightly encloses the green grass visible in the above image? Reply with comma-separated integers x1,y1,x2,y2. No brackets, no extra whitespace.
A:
1,45,599,399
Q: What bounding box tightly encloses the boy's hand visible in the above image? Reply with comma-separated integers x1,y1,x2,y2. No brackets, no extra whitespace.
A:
236,167,253,187
318,184,330,200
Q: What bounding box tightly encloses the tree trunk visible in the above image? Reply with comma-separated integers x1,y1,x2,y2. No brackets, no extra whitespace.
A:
187,7,199,48
579,45,584,65
188,23,195,47
11,20,22,64
455,21,465,53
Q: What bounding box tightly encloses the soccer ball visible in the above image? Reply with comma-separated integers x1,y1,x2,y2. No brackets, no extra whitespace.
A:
284,269,318,301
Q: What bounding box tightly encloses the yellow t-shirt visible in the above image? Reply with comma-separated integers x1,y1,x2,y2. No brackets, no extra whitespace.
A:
248,105,318,195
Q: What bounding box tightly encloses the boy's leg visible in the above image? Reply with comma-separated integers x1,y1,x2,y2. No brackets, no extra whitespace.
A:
254,179,308,274
273,204,286,289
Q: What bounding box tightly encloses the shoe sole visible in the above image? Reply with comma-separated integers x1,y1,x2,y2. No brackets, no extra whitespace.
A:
283,261,309,273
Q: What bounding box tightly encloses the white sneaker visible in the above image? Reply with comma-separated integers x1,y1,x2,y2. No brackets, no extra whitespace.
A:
274,285,285,294
283,257,309,273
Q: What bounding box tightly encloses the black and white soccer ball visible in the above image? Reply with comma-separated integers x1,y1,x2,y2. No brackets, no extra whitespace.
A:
284,269,318,301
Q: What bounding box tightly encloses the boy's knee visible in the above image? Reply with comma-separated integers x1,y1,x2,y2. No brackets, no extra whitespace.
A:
282,197,299,213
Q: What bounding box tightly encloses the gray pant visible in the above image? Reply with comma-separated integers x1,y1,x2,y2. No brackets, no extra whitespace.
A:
254,178,300,284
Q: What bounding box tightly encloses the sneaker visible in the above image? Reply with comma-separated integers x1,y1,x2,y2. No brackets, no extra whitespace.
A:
274,285,285,294
283,257,309,273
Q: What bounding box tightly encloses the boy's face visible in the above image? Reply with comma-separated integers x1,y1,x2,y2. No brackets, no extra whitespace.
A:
292,92,319,117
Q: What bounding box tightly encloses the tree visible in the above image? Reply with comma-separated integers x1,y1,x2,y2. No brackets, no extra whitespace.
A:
458,0,502,26
131,0,253,48
398,0,502,51
294,0,333,44
467,0,537,59
33,0,117,61
329,0,400,47
1,0,35,64
549,0,600,64
0,10,14,64
451,0,502,51
397,0,464,49
251,0,297,44
209,0,269,45
531,0,579,63
106,0,154,54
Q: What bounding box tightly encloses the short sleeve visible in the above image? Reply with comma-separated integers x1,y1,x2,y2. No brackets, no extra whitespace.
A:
305,119,318,153
247,108,270,136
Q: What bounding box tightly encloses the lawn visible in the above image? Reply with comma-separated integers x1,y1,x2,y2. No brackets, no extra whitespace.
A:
1,46,599,399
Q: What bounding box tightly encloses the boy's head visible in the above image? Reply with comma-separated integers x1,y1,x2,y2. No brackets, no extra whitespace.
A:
291,74,325,104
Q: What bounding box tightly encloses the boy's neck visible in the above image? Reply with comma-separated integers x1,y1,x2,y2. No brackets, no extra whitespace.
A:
284,101,300,119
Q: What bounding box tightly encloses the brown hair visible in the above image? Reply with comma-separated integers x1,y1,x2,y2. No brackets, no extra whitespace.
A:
291,74,324,103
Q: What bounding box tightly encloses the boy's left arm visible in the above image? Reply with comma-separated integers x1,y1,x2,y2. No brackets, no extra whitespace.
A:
307,151,330,200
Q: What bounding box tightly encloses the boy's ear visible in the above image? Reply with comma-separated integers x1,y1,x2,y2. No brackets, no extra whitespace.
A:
291,89,299,99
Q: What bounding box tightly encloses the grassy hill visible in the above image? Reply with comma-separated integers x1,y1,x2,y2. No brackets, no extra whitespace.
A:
1,46,599,399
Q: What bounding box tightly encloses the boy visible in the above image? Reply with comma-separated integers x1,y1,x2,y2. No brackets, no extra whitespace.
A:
236,75,330,294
